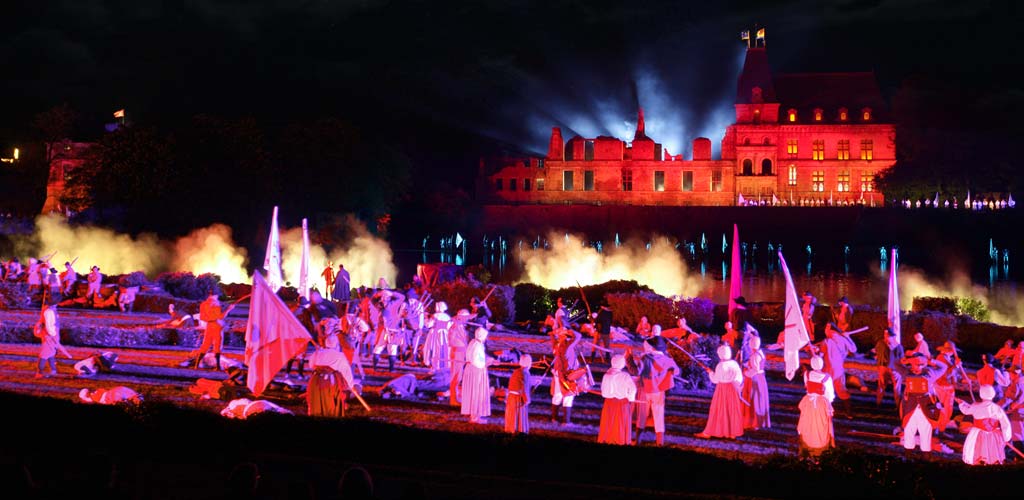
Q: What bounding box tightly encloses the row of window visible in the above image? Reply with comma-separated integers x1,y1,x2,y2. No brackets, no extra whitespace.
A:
786,107,871,123
786,139,872,160
495,169,874,193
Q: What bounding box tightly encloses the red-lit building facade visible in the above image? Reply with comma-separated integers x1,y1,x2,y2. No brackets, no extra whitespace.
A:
41,140,92,214
478,46,894,206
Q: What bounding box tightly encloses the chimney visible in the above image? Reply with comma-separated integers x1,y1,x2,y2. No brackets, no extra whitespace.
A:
547,127,564,160
634,108,646,140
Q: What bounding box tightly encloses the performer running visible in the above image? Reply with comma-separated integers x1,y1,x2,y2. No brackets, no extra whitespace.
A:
697,345,744,439
504,354,532,434
461,327,493,424
958,385,1013,465
742,335,771,430
634,336,678,446
797,355,835,458
599,354,636,445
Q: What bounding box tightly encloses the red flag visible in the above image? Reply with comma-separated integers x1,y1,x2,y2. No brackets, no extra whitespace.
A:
245,271,312,396
728,224,742,320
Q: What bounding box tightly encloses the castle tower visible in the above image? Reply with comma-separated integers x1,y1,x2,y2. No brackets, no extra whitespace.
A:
547,127,564,160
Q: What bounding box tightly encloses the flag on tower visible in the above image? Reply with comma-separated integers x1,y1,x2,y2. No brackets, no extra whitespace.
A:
113,109,125,118
740,30,750,41
756,28,766,39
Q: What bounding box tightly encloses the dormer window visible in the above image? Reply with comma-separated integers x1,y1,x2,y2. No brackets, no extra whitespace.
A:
813,108,823,122
861,108,872,121
787,109,797,122
763,137,770,145
839,108,848,121
752,87,763,103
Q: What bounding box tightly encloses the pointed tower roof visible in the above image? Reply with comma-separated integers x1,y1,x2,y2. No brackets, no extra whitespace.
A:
633,108,648,141
736,47,776,104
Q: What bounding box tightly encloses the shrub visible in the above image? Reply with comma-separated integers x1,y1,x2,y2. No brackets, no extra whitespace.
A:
955,297,990,323
0,282,31,309
513,283,553,323
606,292,714,332
665,333,720,392
157,272,223,300
117,271,148,288
432,281,515,324
912,297,957,314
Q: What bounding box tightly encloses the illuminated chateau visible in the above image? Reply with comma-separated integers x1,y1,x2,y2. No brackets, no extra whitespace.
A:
478,44,894,207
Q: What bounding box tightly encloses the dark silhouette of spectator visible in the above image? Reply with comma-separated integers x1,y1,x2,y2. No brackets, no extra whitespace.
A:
338,465,374,499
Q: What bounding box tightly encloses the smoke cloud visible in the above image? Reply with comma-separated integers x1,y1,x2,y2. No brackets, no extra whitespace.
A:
517,232,700,297
281,216,398,292
170,224,250,284
15,214,168,274
897,265,1023,327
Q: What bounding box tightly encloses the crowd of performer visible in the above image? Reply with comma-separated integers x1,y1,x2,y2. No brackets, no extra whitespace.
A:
23,261,1024,467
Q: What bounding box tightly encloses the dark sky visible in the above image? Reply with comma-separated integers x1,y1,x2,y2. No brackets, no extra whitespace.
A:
1,0,1017,159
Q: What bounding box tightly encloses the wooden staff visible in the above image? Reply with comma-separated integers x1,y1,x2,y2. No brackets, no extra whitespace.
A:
479,284,497,304
350,386,372,412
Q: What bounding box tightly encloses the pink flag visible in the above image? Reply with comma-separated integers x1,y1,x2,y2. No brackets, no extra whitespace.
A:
728,224,742,320
887,248,901,342
245,271,312,396
779,250,810,380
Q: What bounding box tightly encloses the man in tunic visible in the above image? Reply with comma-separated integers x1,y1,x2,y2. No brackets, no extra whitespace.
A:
697,344,745,439
321,261,335,298
894,353,949,453
599,354,636,445
593,304,614,364
35,299,72,378
934,341,963,434
729,296,752,333
554,297,570,330
820,322,857,416
504,354,532,434
86,266,103,306
634,336,678,446
874,328,904,407
550,328,583,425
959,385,1013,465
371,289,405,372
798,355,835,458
471,295,492,325
461,327,493,424
61,261,77,296
191,293,234,370
834,296,853,332
909,332,931,360
801,291,817,339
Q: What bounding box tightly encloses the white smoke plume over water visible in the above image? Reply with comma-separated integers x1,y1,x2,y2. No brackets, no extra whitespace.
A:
896,265,1023,327
517,232,700,297
282,216,397,291
171,224,250,284
14,214,168,274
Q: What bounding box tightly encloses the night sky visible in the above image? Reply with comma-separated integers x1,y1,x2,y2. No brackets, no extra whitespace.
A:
1,0,1017,164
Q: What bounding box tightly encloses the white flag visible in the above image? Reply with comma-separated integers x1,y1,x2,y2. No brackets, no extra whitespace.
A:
298,218,311,300
263,206,283,292
779,250,810,380
887,247,901,342
738,193,746,206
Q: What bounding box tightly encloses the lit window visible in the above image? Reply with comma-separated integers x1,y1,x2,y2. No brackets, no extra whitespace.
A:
814,108,823,122
788,165,797,186
788,109,797,122
711,169,723,192
524,178,531,191
812,140,825,161
682,171,694,192
861,108,871,121
812,171,825,192
838,140,850,160
584,170,594,191
509,178,517,191
654,171,665,192
861,173,874,192
787,139,798,158
837,171,850,192
537,178,545,191
839,108,848,121
621,169,633,191
562,171,574,191
860,139,873,160
495,178,503,191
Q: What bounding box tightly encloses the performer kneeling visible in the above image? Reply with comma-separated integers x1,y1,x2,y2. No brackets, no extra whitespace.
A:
797,355,835,458
599,354,636,445
697,345,744,439
306,343,355,418
504,354,532,434
959,385,1013,465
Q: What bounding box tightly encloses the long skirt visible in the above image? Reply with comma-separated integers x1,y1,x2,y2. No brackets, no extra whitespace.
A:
742,373,771,430
307,368,346,418
599,397,633,445
703,382,744,438
1011,415,1024,442
797,393,834,454
504,394,529,434
461,364,491,418
962,428,1007,465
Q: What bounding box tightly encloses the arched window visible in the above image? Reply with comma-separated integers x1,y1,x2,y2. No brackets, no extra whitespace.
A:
742,159,753,176
743,137,751,145
861,108,872,121
839,108,848,121
762,137,771,145
814,108,823,122
787,109,797,122
761,158,773,175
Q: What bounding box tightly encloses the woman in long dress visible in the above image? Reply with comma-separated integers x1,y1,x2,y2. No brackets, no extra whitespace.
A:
697,345,744,439
598,354,637,445
797,355,835,457
959,385,1013,465
461,327,492,423
742,336,771,430
504,354,532,434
